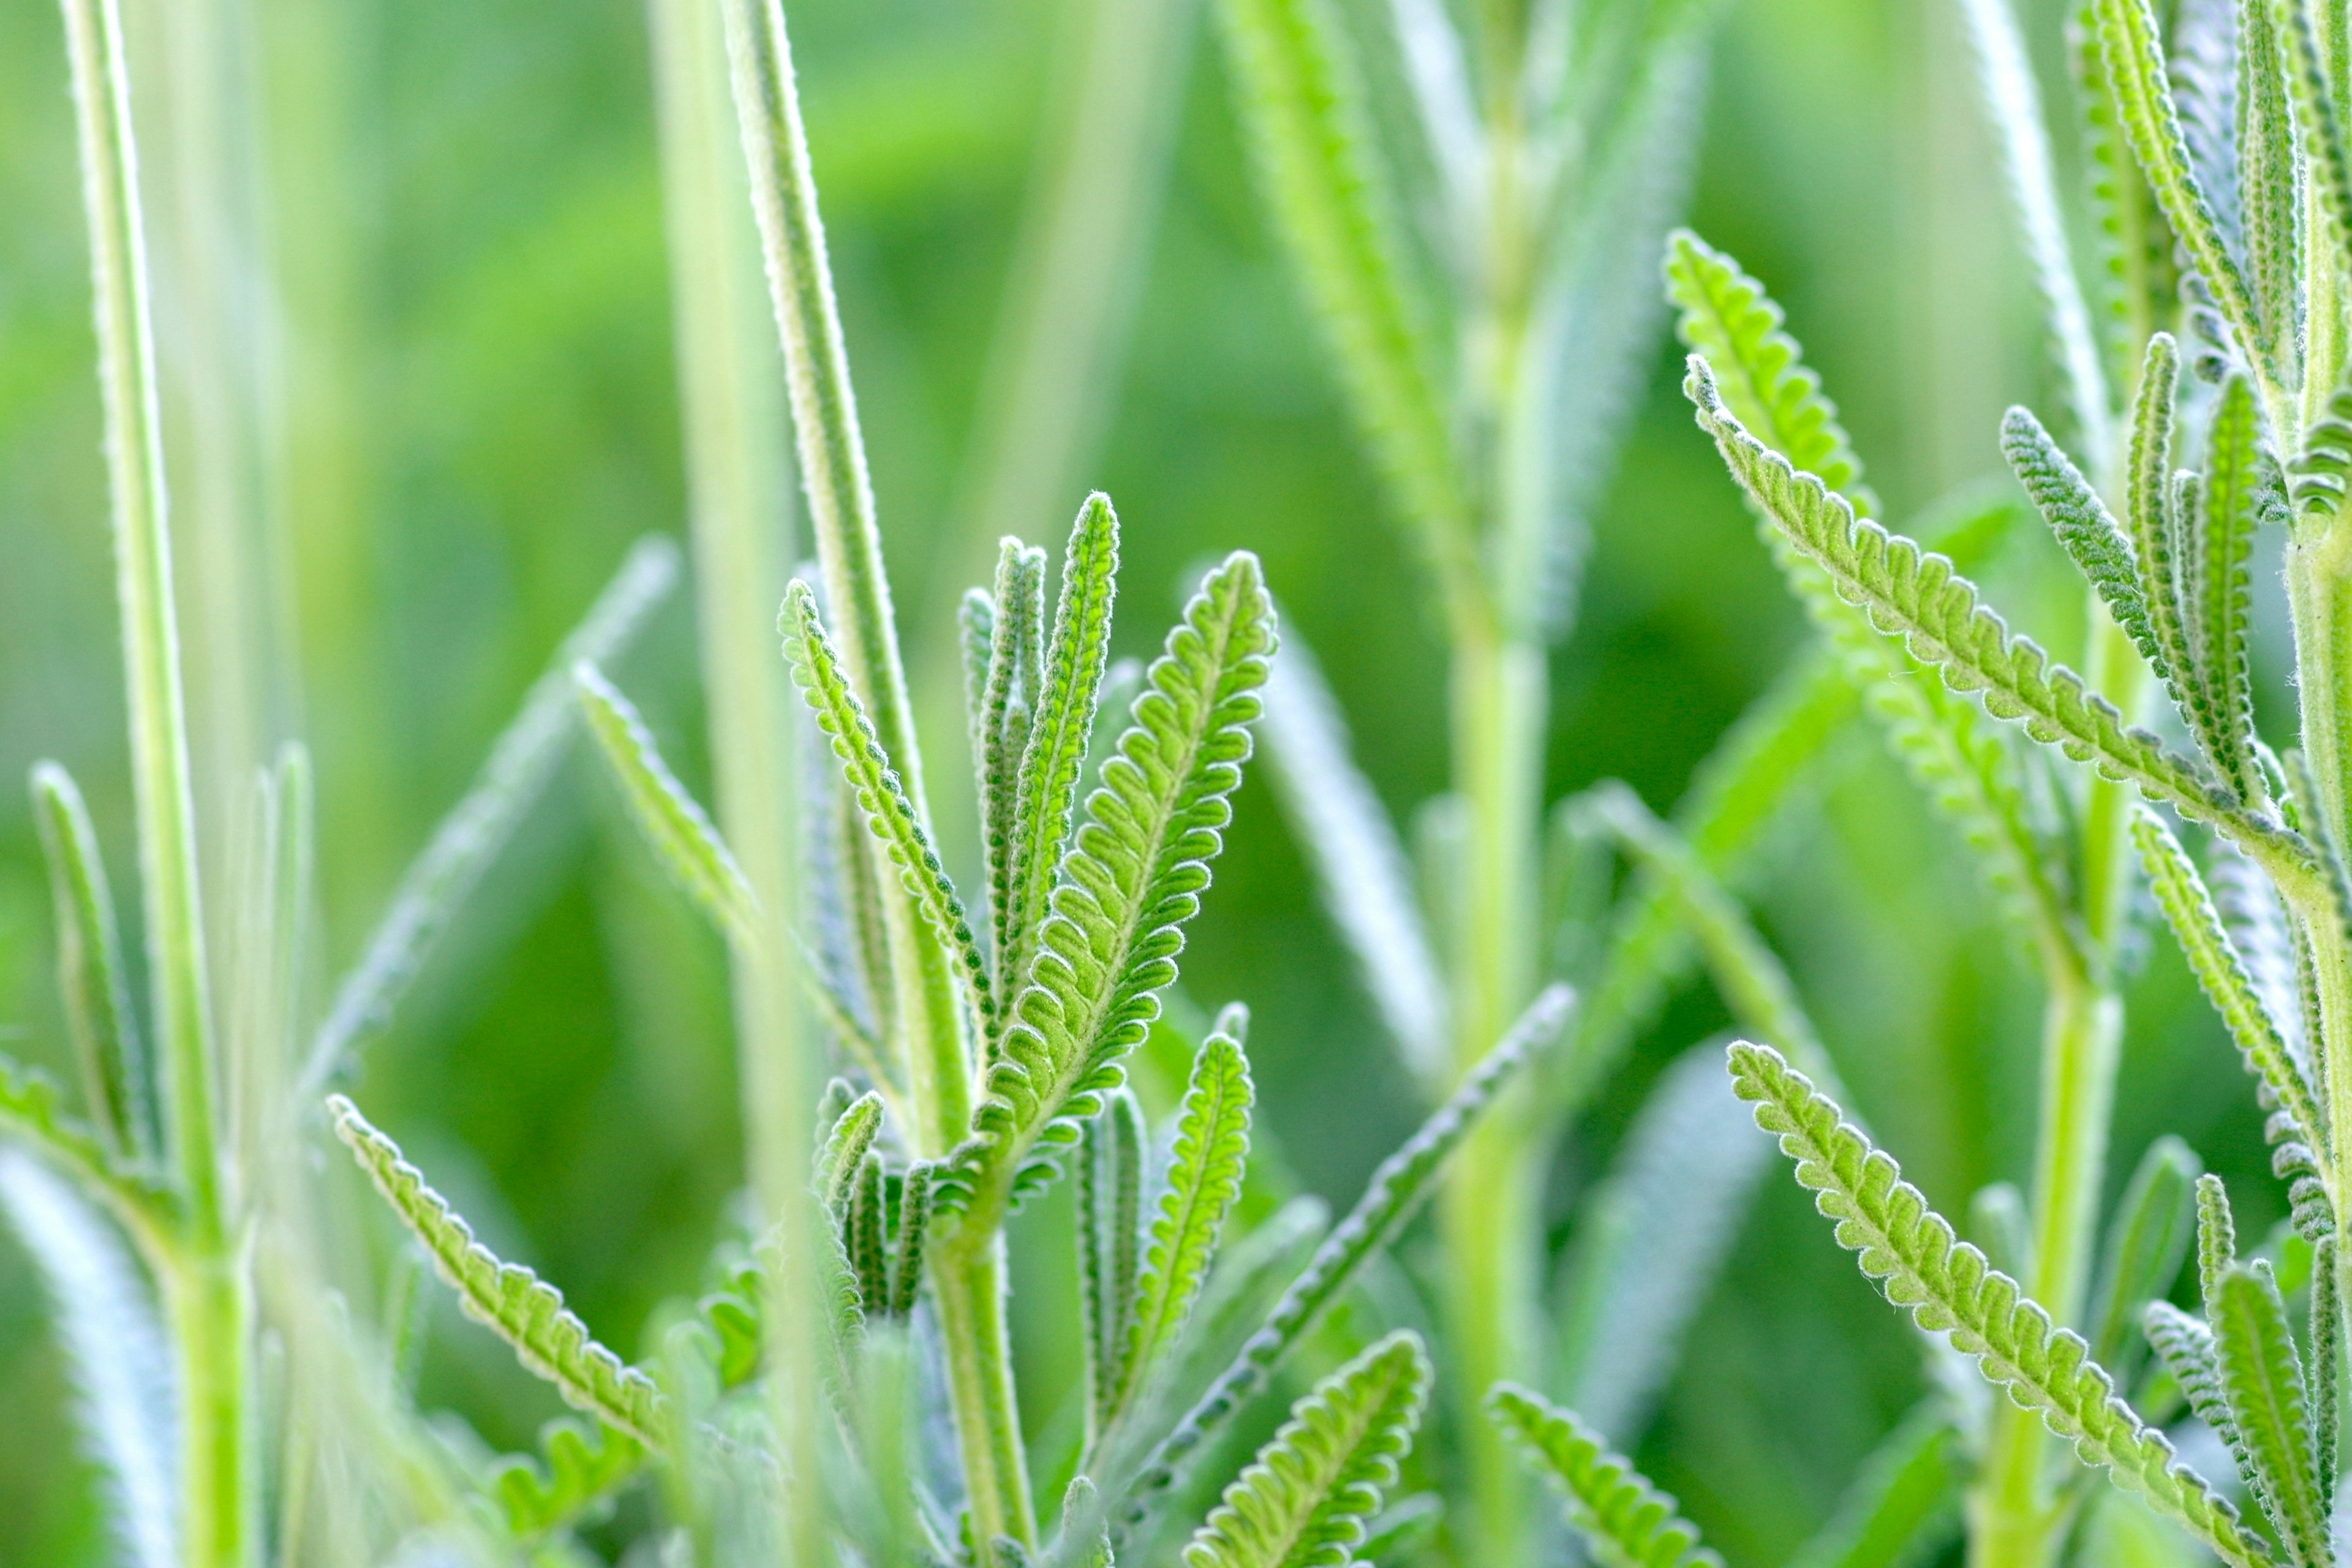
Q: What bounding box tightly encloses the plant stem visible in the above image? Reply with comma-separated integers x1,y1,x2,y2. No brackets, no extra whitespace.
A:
715,0,1028,1539
1969,609,2140,1568
61,0,252,1560
646,0,826,1556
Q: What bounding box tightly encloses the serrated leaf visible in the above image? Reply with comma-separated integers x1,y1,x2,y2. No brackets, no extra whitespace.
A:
1112,987,1566,1541
327,1095,663,1443
886,1160,934,1319
2089,0,2261,352
29,761,154,1165
1726,1041,2271,1567
1005,496,1121,997
782,579,993,1026
2087,1136,2201,1374
2310,1236,2339,1495
2269,0,2352,333
1081,1087,1146,1443
2130,810,2324,1161
2237,0,2298,383
2209,1260,2328,1566
1259,624,1447,1085
2182,374,2263,799
1209,0,1482,623
1686,358,2311,895
983,540,1050,1003
949,552,1276,1221
0,1150,175,1568
1180,1329,1430,1568
815,1090,886,1211
1487,1382,1721,1568
304,535,679,1092
2071,0,2177,385
2145,1300,2238,1450
1113,1029,1254,1428
1555,1039,1772,1443
574,663,759,943
2000,406,2162,678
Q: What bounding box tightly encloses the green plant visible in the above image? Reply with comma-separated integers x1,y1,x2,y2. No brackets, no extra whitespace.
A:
1491,1,2352,1566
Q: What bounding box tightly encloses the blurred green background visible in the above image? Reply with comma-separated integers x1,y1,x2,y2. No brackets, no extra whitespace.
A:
0,0,2290,1559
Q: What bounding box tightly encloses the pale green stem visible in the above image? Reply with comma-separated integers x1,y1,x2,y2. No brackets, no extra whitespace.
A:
61,0,251,1562
716,0,1026,1539
647,0,826,1557
1969,609,2140,1568
1437,102,1548,1562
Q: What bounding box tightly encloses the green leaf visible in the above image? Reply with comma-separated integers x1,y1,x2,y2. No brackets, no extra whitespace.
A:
781,579,994,1023
1114,1028,1254,1425
29,761,154,1164
1687,358,2309,893
0,1150,175,1568
2182,375,2264,799
1005,496,1121,997
1782,1401,1963,1568
2089,0,2261,351
1726,1041,2269,1567
326,1094,664,1443
1209,0,1482,626
950,551,1276,1219
815,1089,886,1211
2237,0,2299,384
1080,1087,1147,1441
2268,0,2352,327
1555,1039,1772,1442
1180,1329,1430,1568
2087,1136,2201,1374
2209,1260,2328,1566
489,1417,646,1538
962,584,997,758
886,1160,934,1319
2071,0,2176,386
1999,406,2163,679
982,540,1050,1003
1112,987,1567,1541
1486,1382,1722,1568
1259,622,1447,1085
1665,228,1878,515
574,663,758,943
2122,336,2199,719
303,535,679,1093
2144,1300,2237,1452
2130,810,2325,1166
1955,0,2113,464
2310,1236,2339,1496
848,1153,890,1314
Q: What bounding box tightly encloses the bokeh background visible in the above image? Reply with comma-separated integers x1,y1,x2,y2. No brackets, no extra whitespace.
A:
0,0,2291,1559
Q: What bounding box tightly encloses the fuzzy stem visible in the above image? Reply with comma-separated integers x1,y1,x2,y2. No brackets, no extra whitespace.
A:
715,0,1024,1539
61,0,252,1561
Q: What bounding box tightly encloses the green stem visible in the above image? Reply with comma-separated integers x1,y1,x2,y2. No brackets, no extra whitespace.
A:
1969,610,2140,1568
933,1237,1039,1547
61,0,251,1561
715,0,1024,1538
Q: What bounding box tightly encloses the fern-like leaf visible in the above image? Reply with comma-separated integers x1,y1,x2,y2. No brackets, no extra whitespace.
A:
1665,228,1878,515
2087,1135,2199,1374
1487,1382,1722,1568
2145,1300,2238,1452
2210,1259,2328,1566
948,551,1275,1219
2184,374,2263,800
1112,987,1566,1539
781,579,992,1023
2089,0,2260,350
1005,496,1121,993
2130,809,2323,1159
2237,0,2298,385
29,763,154,1166
1180,1329,1430,1568
815,1089,886,1211
326,1095,663,1442
1080,1087,1145,1440
1999,407,2162,679
979,540,1047,1005
575,663,758,943
1114,1028,1254,1426
1725,1041,2271,1567
1687,358,2313,897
